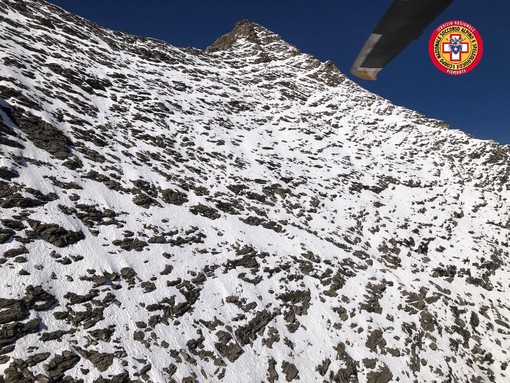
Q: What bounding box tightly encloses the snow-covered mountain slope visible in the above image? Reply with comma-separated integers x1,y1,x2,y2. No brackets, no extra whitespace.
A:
1,0,510,382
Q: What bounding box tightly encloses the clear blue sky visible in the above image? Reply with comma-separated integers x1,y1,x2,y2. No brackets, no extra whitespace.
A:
47,0,509,144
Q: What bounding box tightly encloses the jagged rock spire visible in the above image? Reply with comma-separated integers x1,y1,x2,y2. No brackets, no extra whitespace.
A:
206,19,301,62
205,19,345,86
206,20,265,52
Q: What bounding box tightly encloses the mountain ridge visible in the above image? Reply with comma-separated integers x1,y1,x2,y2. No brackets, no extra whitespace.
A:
1,0,510,382
206,19,301,59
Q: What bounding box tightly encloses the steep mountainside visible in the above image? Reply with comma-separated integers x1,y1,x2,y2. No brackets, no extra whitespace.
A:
1,0,510,382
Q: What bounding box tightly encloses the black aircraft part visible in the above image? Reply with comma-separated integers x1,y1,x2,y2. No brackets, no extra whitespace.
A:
351,0,453,80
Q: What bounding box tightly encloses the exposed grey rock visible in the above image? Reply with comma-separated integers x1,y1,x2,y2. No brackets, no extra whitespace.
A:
11,111,73,160
214,331,244,362
262,326,280,349
64,290,99,305
93,371,130,383
44,176,82,190
365,329,386,354
0,319,40,355
83,171,125,192
0,167,19,180
161,189,188,205
2,359,38,383
132,193,158,208
207,19,300,64
112,237,147,251
26,352,50,366
316,358,331,376
45,351,80,381
148,235,166,244
235,310,274,346
88,327,115,342
277,289,311,315
189,203,221,220
331,343,358,382
23,285,57,311
1,219,25,230
74,203,120,228
360,282,386,314
0,228,15,243
120,267,136,280
367,364,393,383
77,348,115,372
160,265,173,275
0,193,45,208
141,281,156,293
3,246,28,259
226,251,259,270
282,361,299,382
0,299,29,324
27,220,84,247
40,330,68,342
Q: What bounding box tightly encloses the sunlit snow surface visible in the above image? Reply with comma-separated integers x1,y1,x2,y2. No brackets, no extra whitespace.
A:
0,1,509,382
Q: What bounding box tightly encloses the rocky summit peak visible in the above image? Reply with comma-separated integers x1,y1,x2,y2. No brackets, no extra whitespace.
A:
207,19,275,49
206,19,301,61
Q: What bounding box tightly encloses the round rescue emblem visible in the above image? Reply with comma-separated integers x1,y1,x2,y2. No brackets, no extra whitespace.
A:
428,20,483,76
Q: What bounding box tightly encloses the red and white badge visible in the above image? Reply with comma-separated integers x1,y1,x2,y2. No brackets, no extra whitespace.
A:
429,20,483,76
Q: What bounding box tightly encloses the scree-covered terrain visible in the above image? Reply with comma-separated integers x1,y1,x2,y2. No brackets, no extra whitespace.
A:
1,0,509,382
